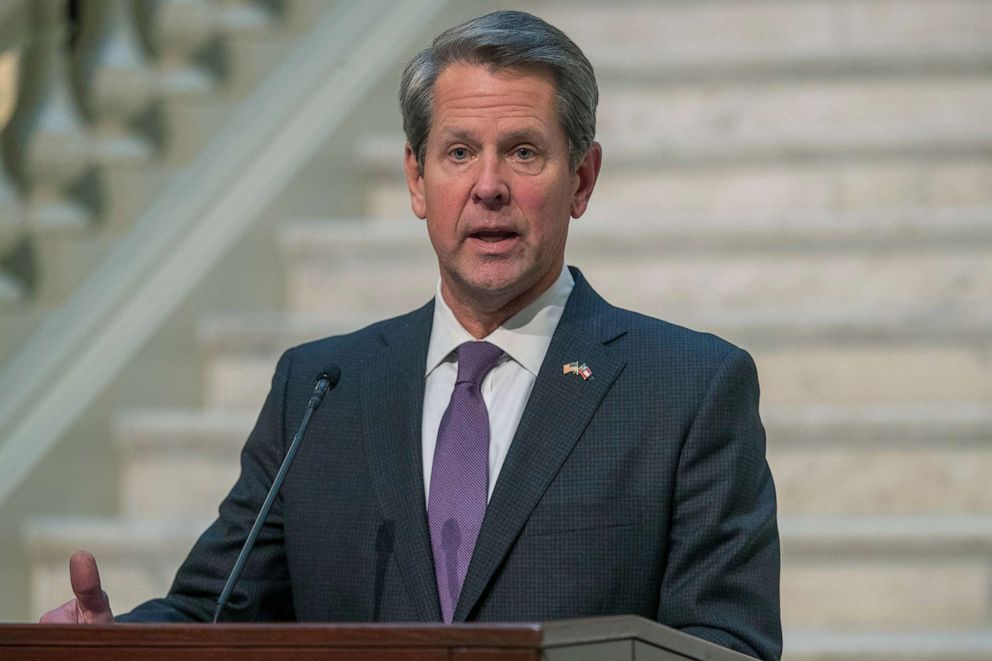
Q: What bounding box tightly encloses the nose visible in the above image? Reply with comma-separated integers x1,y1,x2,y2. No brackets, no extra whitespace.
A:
470,153,509,209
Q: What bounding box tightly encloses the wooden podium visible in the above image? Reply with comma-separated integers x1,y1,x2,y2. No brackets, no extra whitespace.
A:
0,615,755,660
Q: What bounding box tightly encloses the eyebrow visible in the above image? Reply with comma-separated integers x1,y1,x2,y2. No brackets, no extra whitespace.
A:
436,128,476,144
434,127,547,146
502,129,545,146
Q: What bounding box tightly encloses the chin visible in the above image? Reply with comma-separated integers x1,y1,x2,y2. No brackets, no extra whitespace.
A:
471,269,549,305
450,267,522,298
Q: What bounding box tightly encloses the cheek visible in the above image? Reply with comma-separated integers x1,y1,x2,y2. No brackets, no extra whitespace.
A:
516,181,559,217
517,181,573,234
424,174,470,218
423,193,466,255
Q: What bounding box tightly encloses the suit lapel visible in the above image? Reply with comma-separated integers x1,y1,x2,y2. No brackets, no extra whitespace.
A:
361,302,441,621
454,272,628,621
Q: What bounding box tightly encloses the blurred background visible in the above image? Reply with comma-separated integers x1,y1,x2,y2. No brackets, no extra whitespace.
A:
0,0,990,658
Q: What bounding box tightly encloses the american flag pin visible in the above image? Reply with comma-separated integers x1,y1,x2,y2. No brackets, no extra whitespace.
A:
562,361,593,380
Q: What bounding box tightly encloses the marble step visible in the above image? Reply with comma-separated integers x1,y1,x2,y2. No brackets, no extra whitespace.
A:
198,303,992,410
779,516,992,631
286,207,992,253
199,304,992,357
111,404,992,520
23,514,992,628
768,404,992,518
785,630,992,661
202,330,992,409
23,516,207,620
752,343,990,406
112,408,251,520
595,77,992,166
366,155,992,218
361,74,992,173
525,0,992,80
279,215,992,329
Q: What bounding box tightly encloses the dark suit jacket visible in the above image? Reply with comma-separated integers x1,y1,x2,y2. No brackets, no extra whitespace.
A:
120,268,782,660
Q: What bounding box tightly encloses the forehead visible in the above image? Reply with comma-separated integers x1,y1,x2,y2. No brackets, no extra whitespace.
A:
430,63,562,137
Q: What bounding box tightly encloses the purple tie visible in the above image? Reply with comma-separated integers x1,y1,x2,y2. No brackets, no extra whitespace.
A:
428,341,504,623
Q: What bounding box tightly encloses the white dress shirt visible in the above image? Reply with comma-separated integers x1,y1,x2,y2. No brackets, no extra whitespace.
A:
422,267,575,503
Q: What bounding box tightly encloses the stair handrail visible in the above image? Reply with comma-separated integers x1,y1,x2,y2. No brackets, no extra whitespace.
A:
0,0,449,506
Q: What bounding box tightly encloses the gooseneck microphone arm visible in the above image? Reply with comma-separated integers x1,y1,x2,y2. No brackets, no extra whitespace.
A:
213,365,342,623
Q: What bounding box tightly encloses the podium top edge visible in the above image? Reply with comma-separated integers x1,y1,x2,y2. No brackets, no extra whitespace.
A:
0,622,542,648
1,617,754,659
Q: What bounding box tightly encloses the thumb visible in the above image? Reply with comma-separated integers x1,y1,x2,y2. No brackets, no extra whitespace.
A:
69,550,113,621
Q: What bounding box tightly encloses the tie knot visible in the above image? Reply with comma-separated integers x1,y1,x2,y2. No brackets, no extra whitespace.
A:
455,341,504,386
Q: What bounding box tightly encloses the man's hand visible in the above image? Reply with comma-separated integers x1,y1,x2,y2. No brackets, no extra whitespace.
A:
38,550,114,623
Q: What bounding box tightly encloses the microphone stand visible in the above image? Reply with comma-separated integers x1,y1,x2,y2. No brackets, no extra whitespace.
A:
213,367,340,623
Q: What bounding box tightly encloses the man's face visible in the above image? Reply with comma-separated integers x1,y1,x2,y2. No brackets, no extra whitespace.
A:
405,63,601,320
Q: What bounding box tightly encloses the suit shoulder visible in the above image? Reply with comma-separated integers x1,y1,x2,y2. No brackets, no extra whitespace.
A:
603,306,762,426
277,304,431,379
612,306,746,367
289,314,399,354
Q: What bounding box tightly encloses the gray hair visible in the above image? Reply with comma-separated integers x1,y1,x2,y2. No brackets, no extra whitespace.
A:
400,10,598,174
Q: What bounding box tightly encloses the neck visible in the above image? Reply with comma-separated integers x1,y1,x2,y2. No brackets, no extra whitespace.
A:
443,290,530,339
441,267,563,339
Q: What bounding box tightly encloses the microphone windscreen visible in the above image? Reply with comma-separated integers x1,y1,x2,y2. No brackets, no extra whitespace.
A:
319,365,342,390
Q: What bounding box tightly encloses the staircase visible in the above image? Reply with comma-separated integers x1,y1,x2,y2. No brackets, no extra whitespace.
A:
18,1,992,659
1,0,324,620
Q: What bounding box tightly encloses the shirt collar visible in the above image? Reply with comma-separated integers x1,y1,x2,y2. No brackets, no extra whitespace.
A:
425,266,575,377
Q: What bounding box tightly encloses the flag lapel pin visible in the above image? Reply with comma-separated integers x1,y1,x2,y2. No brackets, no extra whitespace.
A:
562,361,593,380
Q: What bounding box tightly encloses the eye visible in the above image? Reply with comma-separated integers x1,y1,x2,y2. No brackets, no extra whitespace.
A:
449,147,470,161
514,147,535,160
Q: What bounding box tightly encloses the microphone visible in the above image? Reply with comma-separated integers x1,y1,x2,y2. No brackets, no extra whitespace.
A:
213,365,341,623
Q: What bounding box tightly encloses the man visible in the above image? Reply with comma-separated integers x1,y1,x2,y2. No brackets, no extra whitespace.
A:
41,11,781,660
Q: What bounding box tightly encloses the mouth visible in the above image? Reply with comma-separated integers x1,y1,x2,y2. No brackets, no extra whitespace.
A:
470,229,519,244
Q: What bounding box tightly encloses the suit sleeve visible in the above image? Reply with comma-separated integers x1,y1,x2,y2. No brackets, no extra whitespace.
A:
116,350,297,622
658,347,782,660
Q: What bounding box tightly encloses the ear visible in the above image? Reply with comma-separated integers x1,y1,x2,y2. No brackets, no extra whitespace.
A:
404,143,427,219
570,141,602,219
